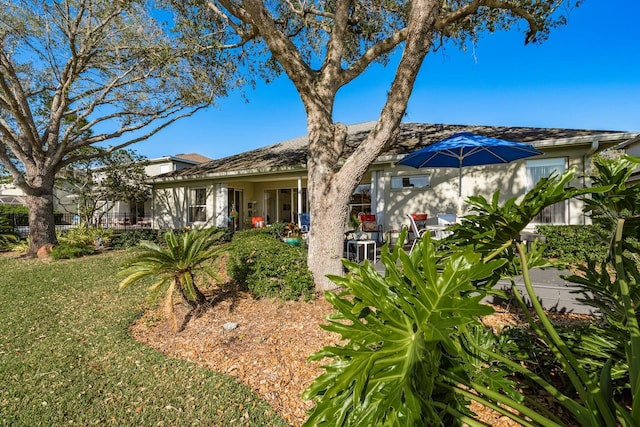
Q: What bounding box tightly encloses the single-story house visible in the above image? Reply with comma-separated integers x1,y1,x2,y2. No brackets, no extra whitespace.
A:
148,122,639,236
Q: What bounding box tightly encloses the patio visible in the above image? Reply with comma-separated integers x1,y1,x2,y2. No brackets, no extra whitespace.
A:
346,239,591,315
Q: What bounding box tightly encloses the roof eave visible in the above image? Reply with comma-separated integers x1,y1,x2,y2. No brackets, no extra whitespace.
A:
534,132,638,148
149,165,308,184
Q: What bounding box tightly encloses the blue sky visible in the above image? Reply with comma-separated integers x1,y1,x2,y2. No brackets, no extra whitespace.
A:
134,0,640,161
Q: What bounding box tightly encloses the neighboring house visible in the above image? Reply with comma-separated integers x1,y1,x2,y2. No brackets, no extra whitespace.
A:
0,182,26,206
0,153,211,229
100,153,212,226
149,122,639,235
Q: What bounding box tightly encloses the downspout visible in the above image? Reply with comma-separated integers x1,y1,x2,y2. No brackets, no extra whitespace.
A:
151,187,155,230
582,139,600,225
297,176,303,228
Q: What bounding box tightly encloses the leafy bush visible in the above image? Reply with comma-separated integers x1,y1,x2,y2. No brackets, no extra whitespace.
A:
303,233,508,426
304,158,640,426
0,204,28,227
227,228,315,301
536,224,608,263
50,242,96,260
0,216,18,249
110,228,166,249
0,204,28,216
208,226,235,242
57,224,113,247
264,221,287,239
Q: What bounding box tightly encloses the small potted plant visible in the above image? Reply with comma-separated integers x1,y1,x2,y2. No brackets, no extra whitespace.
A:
283,222,302,246
348,214,365,240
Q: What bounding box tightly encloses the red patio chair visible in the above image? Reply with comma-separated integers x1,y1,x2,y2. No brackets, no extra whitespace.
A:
358,213,383,243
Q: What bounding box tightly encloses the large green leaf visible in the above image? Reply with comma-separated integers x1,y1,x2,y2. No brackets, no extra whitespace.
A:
303,235,505,426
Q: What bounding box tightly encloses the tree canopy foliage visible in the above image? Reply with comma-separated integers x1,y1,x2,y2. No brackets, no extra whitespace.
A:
0,0,229,253
169,0,580,289
56,147,150,224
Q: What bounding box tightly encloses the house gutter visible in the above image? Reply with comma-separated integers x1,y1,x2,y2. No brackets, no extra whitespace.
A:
148,165,308,184
528,132,637,148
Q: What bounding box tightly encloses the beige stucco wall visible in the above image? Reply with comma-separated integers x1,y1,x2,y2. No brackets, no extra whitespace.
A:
378,147,594,234
151,173,311,230
153,185,186,229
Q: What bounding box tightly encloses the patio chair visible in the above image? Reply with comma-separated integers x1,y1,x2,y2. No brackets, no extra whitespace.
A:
407,213,429,254
411,213,428,228
298,213,310,233
251,216,265,228
437,213,457,226
358,213,383,243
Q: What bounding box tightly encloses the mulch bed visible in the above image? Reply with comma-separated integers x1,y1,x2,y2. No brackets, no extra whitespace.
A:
130,290,594,426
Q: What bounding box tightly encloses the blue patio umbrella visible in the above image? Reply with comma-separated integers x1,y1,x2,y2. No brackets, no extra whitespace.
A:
398,132,543,213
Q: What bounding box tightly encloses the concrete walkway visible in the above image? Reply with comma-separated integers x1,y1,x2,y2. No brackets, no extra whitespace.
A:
368,250,594,315
496,267,593,314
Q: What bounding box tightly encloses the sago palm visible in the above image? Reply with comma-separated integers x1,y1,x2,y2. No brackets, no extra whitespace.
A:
118,228,225,330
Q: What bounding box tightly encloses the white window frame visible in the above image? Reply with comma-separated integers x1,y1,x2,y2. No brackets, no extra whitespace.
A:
390,174,430,190
349,183,372,216
526,158,568,224
188,187,207,223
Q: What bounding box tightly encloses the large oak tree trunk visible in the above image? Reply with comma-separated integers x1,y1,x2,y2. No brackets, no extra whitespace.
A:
20,168,58,256
25,191,58,256
305,117,355,291
246,0,440,291
304,1,439,291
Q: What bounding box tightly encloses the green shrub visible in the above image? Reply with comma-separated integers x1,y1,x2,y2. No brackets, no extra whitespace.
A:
57,224,113,247
303,234,509,426
0,204,28,227
265,221,288,239
0,204,28,216
110,228,166,249
227,228,315,301
50,243,96,260
0,216,18,249
536,224,608,263
198,226,234,243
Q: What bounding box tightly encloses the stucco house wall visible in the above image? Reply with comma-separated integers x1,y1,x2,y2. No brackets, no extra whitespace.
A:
148,122,639,235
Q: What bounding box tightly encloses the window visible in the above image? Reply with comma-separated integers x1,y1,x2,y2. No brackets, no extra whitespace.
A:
349,184,371,218
526,158,567,224
391,175,430,189
264,187,307,224
188,188,207,222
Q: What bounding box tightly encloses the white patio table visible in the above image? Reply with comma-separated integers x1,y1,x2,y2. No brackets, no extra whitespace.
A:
346,239,377,263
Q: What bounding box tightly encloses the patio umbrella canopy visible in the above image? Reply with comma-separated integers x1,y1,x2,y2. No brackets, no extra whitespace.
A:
398,132,544,213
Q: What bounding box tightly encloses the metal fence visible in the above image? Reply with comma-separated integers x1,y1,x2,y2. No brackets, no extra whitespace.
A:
5,212,153,236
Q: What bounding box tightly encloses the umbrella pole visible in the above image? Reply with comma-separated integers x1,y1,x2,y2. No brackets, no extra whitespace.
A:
457,169,463,214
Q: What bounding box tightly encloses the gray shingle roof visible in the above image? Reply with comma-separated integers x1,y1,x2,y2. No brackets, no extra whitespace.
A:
158,122,630,180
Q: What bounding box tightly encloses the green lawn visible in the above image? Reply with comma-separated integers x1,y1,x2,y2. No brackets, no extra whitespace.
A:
0,251,287,426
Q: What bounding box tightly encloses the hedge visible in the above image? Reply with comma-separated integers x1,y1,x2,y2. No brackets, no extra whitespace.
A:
226,228,315,301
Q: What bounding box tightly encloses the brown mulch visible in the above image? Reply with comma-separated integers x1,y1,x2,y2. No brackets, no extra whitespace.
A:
130,287,594,427
130,288,339,426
